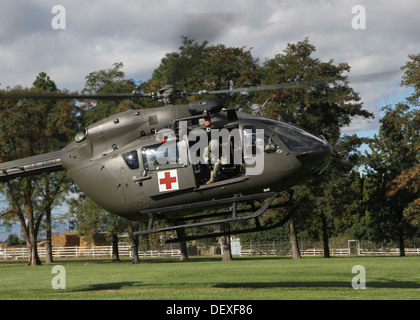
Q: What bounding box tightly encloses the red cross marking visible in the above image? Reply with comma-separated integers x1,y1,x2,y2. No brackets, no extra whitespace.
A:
159,171,177,190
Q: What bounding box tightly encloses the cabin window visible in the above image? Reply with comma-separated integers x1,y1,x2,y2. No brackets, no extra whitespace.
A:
122,150,139,170
142,144,160,170
142,140,184,170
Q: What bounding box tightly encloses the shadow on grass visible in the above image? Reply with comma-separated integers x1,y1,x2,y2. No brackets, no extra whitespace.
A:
69,281,143,292
58,256,290,265
214,280,420,289
71,279,420,293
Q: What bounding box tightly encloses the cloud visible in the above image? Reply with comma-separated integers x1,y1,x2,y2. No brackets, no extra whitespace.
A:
0,0,419,136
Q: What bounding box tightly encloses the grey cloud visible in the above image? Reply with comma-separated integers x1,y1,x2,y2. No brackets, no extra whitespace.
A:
0,0,419,135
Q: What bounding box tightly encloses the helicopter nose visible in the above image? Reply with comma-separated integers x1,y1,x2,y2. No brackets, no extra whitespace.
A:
295,142,333,176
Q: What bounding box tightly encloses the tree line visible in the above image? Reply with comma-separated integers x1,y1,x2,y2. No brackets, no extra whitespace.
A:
0,38,418,265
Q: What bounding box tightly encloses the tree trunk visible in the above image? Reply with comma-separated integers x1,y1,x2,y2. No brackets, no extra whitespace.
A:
398,230,406,257
321,213,330,258
127,222,140,264
176,229,189,261
27,237,41,266
288,218,301,259
25,199,42,266
220,224,232,261
112,233,120,262
45,207,54,263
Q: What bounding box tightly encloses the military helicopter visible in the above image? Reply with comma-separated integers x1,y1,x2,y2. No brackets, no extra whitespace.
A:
0,83,333,242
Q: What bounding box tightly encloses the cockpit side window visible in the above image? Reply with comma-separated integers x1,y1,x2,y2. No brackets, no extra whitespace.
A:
264,135,282,154
122,150,139,170
242,125,281,155
257,119,327,152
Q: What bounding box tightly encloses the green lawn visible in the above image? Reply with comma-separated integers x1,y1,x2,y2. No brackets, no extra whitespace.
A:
0,255,419,300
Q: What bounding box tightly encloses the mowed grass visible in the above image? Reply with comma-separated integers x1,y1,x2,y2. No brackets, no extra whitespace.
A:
0,255,419,300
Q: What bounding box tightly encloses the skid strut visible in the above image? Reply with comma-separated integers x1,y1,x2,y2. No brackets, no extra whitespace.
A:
133,191,295,242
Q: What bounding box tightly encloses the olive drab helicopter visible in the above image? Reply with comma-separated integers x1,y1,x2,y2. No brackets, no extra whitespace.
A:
0,83,333,242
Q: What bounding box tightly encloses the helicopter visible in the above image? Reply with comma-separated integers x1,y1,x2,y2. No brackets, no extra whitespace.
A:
0,83,333,242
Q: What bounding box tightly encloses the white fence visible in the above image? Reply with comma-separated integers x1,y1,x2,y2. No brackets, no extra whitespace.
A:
0,245,180,260
237,247,420,257
1,245,419,260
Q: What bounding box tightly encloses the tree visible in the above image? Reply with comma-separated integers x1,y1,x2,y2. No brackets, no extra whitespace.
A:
220,223,232,261
33,72,73,263
143,37,261,110
0,75,77,265
401,53,420,106
127,220,141,264
396,53,420,228
5,234,25,247
387,163,420,227
260,38,371,142
288,218,301,259
66,62,142,261
40,174,71,263
364,104,419,255
33,72,57,92
68,195,126,262
80,62,138,126
259,38,372,258
176,228,189,261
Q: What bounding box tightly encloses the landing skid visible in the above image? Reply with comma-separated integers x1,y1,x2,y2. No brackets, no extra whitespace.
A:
134,191,296,243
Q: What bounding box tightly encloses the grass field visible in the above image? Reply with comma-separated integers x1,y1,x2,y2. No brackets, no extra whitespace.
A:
0,255,419,300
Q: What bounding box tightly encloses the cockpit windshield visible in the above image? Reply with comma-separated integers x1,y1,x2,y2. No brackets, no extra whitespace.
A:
257,119,327,152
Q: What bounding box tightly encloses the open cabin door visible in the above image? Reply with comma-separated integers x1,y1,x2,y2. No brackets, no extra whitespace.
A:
187,123,248,188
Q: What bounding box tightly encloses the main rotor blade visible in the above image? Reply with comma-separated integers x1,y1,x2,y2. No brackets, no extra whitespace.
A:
192,68,402,96
0,92,143,100
0,68,402,101
193,80,325,96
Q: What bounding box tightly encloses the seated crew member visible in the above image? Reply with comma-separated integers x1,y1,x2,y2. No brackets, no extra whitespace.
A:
205,139,230,184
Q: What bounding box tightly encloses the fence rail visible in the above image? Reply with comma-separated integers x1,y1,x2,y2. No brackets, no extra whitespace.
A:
0,246,180,260
237,245,420,256
1,245,419,260
237,246,420,256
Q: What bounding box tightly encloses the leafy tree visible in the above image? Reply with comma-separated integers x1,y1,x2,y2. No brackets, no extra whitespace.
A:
349,54,419,253
33,72,57,92
260,38,371,143
387,163,420,227
68,195,126,261
352,174,390,242
401,53,420,106
142,37,261,110
364,104,419,255
5,234,25,247
67,63,141,261
0,74,77,265
33,72,74,263
80,62,139,126
258,38,373,257
396,53,420,228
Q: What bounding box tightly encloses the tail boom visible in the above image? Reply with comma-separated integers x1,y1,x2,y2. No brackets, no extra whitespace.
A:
0,150,64,181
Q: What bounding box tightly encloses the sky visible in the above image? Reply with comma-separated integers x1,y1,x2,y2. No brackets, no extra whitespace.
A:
0,0,419,137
